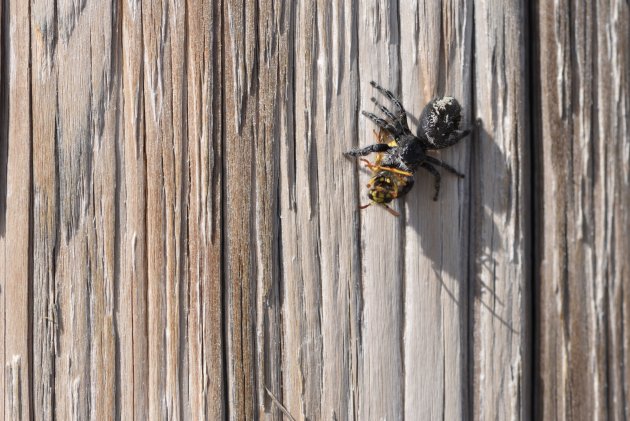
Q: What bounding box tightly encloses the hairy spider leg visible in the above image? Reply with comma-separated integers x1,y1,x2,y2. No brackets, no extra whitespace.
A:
369,81,409,125
370,97,407,136
344,142,391,157
424,155,465,178
372,129,396,166
361,111,397,133
420,161,442,201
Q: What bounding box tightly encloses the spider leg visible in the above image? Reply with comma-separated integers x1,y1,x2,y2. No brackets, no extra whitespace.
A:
370,97,407,136
420,162,441,201
370,97,396,122
369,81,409,127
424,156,465,178
344,143,391,157
361,111,397,133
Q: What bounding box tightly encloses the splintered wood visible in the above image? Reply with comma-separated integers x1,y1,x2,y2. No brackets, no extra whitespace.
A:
1,1,628,420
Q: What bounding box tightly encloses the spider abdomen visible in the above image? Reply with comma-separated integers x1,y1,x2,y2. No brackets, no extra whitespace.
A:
418,96,464,149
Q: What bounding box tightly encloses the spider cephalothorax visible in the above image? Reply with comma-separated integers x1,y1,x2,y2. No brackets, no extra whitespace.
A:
345,81,476,215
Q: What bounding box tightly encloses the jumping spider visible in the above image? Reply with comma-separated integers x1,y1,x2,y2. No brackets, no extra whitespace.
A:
345,81,477,216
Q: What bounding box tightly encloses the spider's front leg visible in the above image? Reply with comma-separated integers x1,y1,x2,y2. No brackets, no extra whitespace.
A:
344,143,391,158
369,81,409,123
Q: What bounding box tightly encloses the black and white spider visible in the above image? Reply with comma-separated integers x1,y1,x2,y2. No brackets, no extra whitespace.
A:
345,81,476,214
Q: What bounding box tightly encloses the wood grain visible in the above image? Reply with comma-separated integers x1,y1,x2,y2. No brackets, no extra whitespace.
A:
2,0,629,419
1,0,31,420
120,0,147,418
534,0,630,419
184,0,225,419
398,1,472,419
356,2,405,419
255,1,288,420
472,1,531,420
223,0,258,418
279,1,361,420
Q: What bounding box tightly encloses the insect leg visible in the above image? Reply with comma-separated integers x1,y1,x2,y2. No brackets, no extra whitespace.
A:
420,162,442,201
381,204,400,217
360,159,413,176
424,156,465,178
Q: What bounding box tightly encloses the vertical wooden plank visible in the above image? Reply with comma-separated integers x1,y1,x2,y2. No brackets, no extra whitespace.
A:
142,1,167,413
222,0,258,419
1,0,31,418
279,0,361,419
534,0,630,419
400,1,472,419
58,2,117,419
398,1,472,419
396,1,473,418
165,1,186,417
596,3,630,418
472,0,531,419
141,0,188,417
53,12,89,416
255,1,291,420
185,0,225,419
280,2,324,418
120,0,148,418
31,1,122,418
311,0,361,419
223,0,255,417
223,0,288,418
30,0,58,417
356,1,404,420
87,2,120,418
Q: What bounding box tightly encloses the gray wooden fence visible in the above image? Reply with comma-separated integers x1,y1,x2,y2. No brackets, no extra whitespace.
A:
1,0,629,420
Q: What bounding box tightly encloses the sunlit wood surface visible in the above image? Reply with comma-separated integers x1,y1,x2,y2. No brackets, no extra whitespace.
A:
0,0,628,420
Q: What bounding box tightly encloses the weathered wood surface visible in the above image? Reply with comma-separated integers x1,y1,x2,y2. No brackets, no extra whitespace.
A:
534,1,630,420
472,1,531,420
1,0,31,419
0,0,628,420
